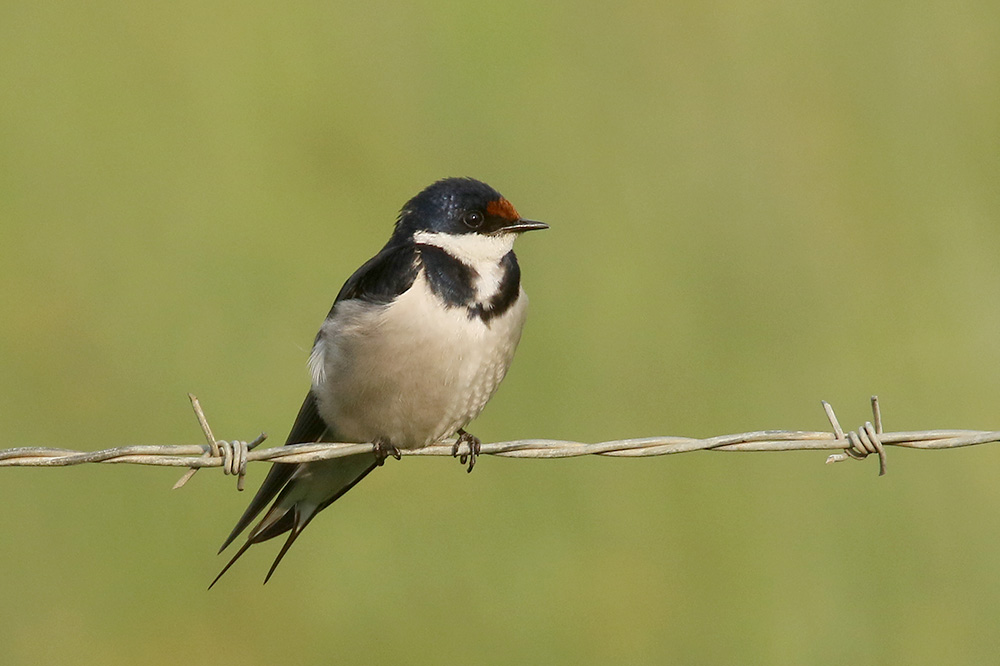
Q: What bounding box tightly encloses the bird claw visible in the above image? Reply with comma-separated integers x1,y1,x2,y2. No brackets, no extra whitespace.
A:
452,429,481,473
372,438,401,466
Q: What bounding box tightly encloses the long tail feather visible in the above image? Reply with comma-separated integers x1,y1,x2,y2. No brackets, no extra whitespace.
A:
218,463,296,553
208,539,255,590
210,453,377,586
264,506,304,585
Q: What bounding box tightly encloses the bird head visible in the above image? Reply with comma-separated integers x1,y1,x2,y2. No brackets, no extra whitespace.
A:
395,178,548,241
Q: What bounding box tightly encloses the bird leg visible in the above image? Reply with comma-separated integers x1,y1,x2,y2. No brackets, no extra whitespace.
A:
452,428,481,473
372,437,401,466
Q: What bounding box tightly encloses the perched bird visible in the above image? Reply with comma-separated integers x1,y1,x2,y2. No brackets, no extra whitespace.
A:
211,177,547,586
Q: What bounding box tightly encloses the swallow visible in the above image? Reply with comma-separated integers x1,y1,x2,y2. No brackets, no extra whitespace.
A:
211,177,546,586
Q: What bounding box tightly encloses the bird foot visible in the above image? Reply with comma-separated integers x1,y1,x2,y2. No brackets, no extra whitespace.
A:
452,429,481,473
372,438,401,466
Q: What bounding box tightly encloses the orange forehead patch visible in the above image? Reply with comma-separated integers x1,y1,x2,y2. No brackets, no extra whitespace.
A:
486,198,520,221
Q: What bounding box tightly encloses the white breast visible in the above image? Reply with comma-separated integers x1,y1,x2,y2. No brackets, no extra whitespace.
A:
309,272,529,449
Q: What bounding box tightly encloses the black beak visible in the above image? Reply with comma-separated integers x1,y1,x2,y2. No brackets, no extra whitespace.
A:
500,218,549,233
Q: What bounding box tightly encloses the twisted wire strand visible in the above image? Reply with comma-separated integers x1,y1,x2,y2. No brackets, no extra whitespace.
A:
1,395,995,491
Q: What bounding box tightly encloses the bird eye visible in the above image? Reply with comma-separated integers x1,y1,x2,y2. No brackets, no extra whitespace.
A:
462,210,484,229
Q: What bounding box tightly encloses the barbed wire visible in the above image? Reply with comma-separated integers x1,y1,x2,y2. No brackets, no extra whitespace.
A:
1,395,996,492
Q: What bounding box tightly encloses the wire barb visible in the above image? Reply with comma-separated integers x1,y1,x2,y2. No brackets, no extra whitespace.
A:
172,395,268,491
823,396,888,475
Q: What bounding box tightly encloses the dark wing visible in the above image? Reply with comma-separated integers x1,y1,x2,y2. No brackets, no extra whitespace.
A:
331,239,420,306
215,391,328,554
210,241,421,587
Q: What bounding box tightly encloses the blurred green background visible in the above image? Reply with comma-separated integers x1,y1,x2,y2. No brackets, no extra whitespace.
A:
2,1,1000,664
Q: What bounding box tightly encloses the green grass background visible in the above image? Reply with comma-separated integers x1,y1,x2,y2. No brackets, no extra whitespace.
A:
3,2,1000,664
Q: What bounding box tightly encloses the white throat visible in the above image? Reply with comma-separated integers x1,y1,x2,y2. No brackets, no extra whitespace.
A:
413,230,515,267
413,230,516,301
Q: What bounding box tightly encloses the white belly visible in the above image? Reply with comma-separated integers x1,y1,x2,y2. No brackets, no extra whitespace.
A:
309,273,528,448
